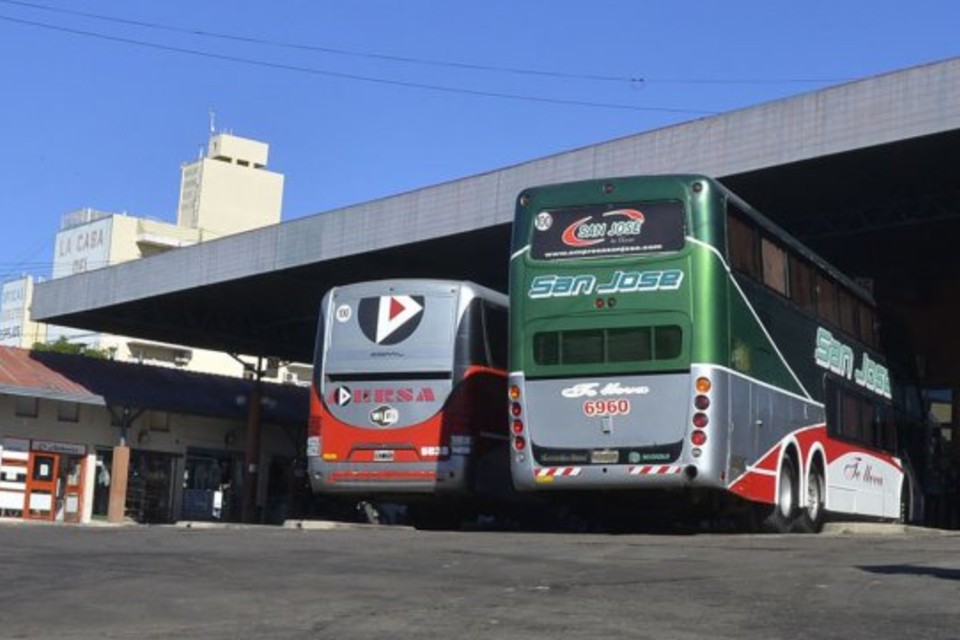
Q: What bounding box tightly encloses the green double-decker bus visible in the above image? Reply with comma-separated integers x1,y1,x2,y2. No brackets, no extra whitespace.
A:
508,174,912,532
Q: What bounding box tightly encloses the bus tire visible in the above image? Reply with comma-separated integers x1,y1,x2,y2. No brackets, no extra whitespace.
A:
898,478,912,525
762,456,799,533
797,460,825,534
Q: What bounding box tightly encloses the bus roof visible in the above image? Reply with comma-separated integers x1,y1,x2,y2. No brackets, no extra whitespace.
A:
324,278,508,307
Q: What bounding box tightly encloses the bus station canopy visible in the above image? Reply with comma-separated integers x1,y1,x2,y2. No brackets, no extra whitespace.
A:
32,58,960,365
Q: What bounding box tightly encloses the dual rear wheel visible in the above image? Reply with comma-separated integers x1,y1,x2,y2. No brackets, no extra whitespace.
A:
759,456,825,534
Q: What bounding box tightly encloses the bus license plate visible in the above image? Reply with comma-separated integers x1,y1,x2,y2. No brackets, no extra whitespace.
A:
591,450,619,464
373,450,395,462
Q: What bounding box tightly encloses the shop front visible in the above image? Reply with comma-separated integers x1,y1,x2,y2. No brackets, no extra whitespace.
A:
0,437,88,523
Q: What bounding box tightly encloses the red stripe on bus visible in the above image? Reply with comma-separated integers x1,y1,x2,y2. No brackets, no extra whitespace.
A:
462,365,507,380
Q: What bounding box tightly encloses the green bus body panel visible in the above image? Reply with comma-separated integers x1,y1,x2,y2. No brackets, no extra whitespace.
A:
511,174,818,399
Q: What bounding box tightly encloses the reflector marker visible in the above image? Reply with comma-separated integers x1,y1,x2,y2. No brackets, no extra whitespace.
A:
629,465,683,476
535,467,582,477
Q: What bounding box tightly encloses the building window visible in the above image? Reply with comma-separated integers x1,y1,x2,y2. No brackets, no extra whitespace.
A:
149,410,170,432
14,396,38,418
57,401,80,423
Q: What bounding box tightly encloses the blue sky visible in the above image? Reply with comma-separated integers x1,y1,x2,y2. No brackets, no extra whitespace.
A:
0,0,957,282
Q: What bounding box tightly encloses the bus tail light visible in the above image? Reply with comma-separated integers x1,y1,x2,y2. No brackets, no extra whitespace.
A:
509,384,525,451
690,375,711,454
308,415,323,438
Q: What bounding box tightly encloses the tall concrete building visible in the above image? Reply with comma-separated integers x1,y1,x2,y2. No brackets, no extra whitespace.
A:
177,133,284,234
1,132,303,381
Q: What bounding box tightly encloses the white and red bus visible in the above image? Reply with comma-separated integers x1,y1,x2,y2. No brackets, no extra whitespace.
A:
306,279,510,529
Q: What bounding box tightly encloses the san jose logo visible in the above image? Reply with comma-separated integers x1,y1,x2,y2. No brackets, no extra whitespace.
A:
560,209,645,248
358,295,425,345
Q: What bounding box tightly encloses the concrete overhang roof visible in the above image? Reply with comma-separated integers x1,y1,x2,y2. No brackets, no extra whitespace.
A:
32,58,960,364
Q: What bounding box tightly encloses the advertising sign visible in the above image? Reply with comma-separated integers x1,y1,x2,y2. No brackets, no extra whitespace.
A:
530,201,686,260
0,278,29,347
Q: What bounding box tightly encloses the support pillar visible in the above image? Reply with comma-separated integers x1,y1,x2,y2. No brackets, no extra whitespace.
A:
242,382,262,523
107,445,130,524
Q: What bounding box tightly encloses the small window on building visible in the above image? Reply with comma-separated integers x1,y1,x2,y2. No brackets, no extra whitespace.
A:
57,401,80,423
14,396,38,418
149,410,170,432
237,159,249,167
761,238,788,296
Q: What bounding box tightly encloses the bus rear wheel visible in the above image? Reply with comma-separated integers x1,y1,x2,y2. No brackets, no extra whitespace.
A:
797,462,825,533
761,457,799,533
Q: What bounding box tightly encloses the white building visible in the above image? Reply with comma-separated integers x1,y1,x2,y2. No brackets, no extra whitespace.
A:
2,132,310,382
178,133,283,234
0,277,45,349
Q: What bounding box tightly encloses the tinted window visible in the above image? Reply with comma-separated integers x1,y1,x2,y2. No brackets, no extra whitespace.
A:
838,289,856,336
484,303,508,370
826,378,894,453
790,257,817,315
816,275,838,325
608,327,651,362
761,237,788,296
727,212,760,279
562,329,604,364
533,325,683,366
859,306,876,348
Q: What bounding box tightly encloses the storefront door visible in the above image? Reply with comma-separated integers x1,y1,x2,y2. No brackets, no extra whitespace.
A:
25,453,58,520
60,455,85,524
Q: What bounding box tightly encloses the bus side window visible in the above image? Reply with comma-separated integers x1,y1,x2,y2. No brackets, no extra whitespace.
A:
761,237,789,296
838,288,857,337
816,273,839,326
457,298,488,368
789,256,817,315
826,378,895,453
727,209,760,279
483,303,508,371
859,305,877,348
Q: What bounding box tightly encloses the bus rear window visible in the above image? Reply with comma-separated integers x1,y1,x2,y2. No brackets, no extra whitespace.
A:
533,325,683,366
530,201,685,260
